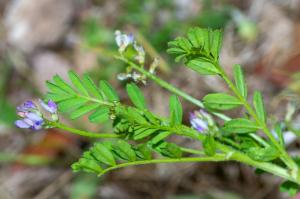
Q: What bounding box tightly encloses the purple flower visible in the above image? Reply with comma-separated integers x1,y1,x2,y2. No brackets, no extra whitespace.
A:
190,112,208,133
15,112,44,130
39,99,57,114
17,100,37,112
15,99,58,130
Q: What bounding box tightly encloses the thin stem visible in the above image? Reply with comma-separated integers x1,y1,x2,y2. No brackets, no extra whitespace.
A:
180,147,204,155
99,154,227,176
50,122,120,139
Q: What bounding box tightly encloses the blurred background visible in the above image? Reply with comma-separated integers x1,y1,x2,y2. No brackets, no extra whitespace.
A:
1,0,300,198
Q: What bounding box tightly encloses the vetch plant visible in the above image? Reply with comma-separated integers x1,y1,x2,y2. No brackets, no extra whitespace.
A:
15,27,300,196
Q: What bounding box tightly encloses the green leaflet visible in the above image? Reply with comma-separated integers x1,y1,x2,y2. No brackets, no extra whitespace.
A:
150,131,172,145
133,127,158,140
58,98,88,113
143,110,160,125
246,146,279,162
275,123,284,146
88,107,110,123
203,135,216,156
126,83,146,109
52,75,76,94
155,142,182,158
135,144,152,160
72,158,103,173
186,58,219,75
253,91,266,123
99,80,120,102
82,74,103,100
126,107,148,124
233,64,247,98
70,103,100,120
222,118,261,134
203,93,242,110
92,143,116,166
210,30,222,61
112,140,136,162
280,181,299,196
46,81,69,95
68,71,89,96
169,95,183,126
46,93,73,102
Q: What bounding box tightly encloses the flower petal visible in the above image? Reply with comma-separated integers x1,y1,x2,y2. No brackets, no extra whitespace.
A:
39,99,56,113
27,112,43,122
15,120,30,128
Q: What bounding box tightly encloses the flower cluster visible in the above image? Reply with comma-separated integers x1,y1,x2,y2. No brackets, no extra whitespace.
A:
115,30,145,65
189,109,216,133
15,99,58,130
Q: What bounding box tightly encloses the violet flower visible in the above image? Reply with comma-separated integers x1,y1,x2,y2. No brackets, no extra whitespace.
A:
190,111,209,133
189,109,217,133
39,99,57,114
15,99,58,130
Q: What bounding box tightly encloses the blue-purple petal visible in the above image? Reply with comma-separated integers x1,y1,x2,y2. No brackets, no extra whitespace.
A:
27,112,43,122
24,100,36,109
39,99,57,114
15,120,30,128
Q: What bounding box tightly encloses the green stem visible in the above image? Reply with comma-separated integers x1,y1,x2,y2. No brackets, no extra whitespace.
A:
180,147,204,155
218,67,297,170
50,122,120,139
98,154,227,176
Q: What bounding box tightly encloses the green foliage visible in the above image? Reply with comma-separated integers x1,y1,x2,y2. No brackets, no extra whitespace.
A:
253,91,266,123
70,104,100,120
154,142,182,158
203,135,216,156
222,118,261,134
167,27,222,65
169,95,183,126
99,80,120,102
150,131,172,145
46,71,122,123
246,146,279,162
186,58,219,75
203,93,242,110
126,83,147,109
88,107,110,123
233,64,247,98
113,140,136,161
92,143,116,166
72,139,183,175
29,26,300,186
275,123,284,147
280,181,299,196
